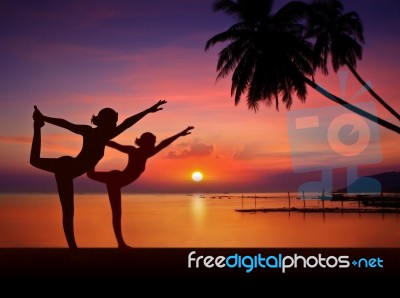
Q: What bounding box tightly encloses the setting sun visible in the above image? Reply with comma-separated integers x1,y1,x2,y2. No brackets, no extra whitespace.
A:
191,171,203,182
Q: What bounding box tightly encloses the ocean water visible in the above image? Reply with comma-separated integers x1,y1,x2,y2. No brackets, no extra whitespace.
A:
0,192,399,248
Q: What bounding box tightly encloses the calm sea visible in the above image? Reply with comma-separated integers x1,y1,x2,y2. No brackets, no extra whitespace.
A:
0,192,399,248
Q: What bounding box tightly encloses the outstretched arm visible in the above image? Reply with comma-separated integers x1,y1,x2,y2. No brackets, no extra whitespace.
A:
150,126,194,157
106,140,133,154
33,106,90,135
110,100,167,139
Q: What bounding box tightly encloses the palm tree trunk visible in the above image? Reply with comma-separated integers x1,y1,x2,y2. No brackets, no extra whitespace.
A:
304,77,400,134
345,61,400,122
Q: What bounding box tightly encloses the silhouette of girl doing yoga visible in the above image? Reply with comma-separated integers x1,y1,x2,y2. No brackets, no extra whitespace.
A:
30,100,166,248
87,126,194,248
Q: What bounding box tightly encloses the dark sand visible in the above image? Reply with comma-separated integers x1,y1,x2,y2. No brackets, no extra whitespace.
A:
0,248,398,281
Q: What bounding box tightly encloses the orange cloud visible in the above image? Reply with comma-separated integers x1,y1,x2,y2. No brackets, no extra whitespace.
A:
0,135,31,145
166,142,214,159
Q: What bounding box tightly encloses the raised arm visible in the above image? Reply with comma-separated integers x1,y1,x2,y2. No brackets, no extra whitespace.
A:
33,106,90,135
150,126,194,157
111,100,167,139
106,140,133,154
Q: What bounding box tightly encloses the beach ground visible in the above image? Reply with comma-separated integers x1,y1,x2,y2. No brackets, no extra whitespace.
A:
0,247,398,281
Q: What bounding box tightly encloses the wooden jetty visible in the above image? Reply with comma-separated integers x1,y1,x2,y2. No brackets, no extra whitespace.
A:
235,206,400,213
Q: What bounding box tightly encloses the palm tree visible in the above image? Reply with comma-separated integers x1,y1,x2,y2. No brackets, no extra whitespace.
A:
307,0,400,122
205,0,400,134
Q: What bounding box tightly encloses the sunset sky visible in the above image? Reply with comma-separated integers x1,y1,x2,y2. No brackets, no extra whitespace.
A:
0,0,399,194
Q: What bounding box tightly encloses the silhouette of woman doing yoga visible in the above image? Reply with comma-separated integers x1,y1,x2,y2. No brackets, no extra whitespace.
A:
87,126,194,248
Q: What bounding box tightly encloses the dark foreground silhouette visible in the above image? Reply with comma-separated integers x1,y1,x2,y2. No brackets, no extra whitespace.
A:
0,248,399,282
87,126,194,248
30,100,166,249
